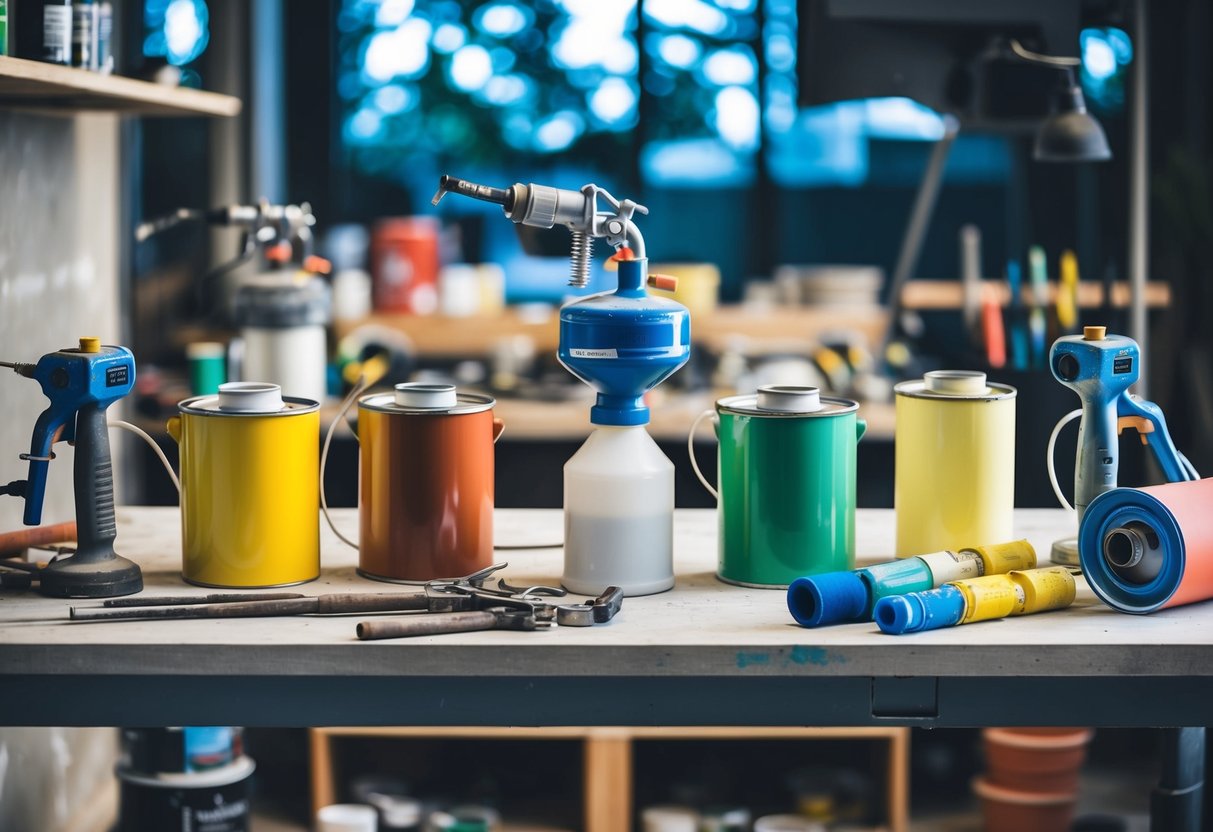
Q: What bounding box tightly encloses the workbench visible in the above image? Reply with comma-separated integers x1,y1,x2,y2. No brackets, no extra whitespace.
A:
1,507,1211,727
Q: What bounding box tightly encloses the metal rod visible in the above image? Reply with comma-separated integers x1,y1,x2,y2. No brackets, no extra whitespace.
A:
70,592,432,622
1129,0,1149,395
102,592,306,608
1151,726,1204,831
880,114,961,363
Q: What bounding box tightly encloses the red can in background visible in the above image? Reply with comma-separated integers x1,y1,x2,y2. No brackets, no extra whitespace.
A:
371,217,440,314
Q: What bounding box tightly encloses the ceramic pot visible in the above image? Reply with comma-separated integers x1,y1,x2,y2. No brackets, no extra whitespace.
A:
973,776,1078,832
983,727,1093,794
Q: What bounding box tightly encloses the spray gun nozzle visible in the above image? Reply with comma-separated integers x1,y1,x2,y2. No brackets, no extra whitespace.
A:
0,362,35,378
432,175,514,210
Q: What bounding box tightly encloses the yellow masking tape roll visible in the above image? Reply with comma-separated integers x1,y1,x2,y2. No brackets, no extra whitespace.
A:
952,574,1021,622
965,539,1037,576
1009,566,1076,614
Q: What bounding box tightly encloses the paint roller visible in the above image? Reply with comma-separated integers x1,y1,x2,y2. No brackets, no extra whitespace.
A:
1079,478,1213,614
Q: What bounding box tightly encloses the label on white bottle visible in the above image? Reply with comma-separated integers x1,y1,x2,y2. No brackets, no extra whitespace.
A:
44,6,70,63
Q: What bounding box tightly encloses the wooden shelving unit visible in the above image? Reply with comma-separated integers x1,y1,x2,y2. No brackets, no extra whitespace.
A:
900,279,1170,310
0,55,241,116
310,726,910,832
336,304,889,359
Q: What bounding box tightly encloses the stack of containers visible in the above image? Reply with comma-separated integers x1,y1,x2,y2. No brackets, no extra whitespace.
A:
115,727,254,832
973,727,1094,832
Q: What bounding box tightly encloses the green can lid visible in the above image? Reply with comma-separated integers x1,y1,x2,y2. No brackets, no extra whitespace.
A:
718,386,858,418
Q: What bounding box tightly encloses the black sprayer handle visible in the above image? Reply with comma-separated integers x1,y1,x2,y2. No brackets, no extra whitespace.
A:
72,403,117,565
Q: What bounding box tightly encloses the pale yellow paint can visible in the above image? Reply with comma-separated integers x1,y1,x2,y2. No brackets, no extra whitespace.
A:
894,370,1016,557
168,392,320,588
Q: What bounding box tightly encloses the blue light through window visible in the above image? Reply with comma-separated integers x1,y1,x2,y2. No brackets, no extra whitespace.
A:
1080,27,1132,112
144,0,210,67
337,0,639,174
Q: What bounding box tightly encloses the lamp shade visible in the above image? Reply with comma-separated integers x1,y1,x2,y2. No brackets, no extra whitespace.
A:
1033,82,1112,162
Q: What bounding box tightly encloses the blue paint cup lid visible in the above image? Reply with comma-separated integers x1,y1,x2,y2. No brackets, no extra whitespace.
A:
787,572,869,627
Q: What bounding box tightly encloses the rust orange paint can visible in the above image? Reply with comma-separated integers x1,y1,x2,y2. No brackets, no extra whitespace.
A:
357,383,503,582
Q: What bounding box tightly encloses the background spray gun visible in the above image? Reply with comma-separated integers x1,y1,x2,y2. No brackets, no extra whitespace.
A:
1048,325,1197,565
136,200,319,270
433,176,691,596
136,200,332,403
431,176,652,288
0,339,142,597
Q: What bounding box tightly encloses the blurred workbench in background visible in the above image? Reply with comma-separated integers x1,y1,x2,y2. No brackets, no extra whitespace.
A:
335,303,889,358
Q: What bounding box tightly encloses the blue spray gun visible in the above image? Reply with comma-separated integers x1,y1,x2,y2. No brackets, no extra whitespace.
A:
1,339,143,597
1048,325,1197,565
432,175,691,596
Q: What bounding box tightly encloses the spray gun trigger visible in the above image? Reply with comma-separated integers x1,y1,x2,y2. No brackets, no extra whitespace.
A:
1118,415,1155,445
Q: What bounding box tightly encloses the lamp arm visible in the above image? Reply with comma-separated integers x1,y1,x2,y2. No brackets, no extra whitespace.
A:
1008,38,1080,68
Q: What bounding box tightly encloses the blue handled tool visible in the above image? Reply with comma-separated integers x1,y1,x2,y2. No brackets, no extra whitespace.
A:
1050,326,1192,522
1048,326,1195,566
1,338,142,597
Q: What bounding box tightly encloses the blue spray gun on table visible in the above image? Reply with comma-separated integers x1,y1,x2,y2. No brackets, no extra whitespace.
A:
432,176,691,596
0,338,143,597
1047,325,1197,565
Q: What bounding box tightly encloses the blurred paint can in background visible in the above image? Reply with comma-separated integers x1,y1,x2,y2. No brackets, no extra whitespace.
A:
372,217,440,314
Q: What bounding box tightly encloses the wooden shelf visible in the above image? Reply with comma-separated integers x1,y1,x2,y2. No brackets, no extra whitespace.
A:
336,304,889,359
0,55,241,116
900,279,1170,310
310,726,910,832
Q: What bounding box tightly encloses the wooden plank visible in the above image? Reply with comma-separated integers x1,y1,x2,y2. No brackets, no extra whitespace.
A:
0,55,241,117
900,279,1170,310
584,729,632,832
310,728,336,818
888,727,910,832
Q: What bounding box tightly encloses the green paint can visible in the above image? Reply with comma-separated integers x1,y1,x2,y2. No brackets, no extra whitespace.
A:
690,386,865,588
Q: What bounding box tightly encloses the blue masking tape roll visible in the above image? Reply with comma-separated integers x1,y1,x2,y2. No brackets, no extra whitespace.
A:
859,558,934,610
874,585,967,634
787,572,869,627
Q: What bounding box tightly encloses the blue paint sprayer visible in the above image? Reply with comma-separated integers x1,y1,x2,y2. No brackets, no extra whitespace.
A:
1047,325,1197,565
0,339,142,597
433,176,690,596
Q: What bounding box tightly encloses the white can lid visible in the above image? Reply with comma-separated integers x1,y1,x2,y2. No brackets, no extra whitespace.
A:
217,382,285,413
756,385,823,413
923,370,988,395
394,382,458,408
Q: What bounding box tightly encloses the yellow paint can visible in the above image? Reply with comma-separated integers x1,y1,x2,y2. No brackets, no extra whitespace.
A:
168,383,320,588
894,370,1016,557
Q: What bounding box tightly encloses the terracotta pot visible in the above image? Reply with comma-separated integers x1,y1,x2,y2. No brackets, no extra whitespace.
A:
973,777,1078,832
983,728,1093,794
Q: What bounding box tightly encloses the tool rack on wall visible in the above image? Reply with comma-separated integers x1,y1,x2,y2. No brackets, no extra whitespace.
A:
310,726,910,832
